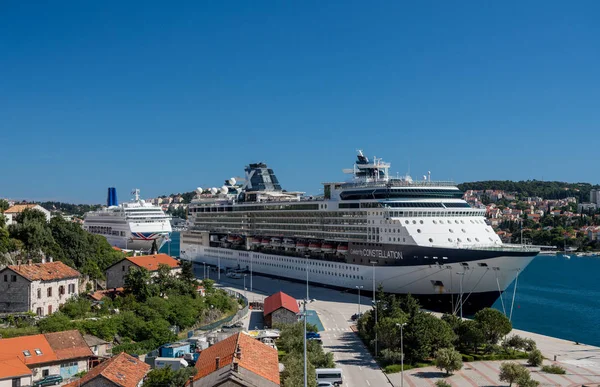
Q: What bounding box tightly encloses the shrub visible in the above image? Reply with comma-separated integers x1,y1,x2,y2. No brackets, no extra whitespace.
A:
527,349,543,367
461,354,474,362
499,362,529,387
475,308,512,344
435,380,452,387
541,365,566,374
384,364,403,374
381,348,404,366
434,348,463,376
504,335,527,353
523,338,537,352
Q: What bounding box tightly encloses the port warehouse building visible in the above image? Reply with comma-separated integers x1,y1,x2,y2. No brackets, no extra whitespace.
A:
263,291,300,328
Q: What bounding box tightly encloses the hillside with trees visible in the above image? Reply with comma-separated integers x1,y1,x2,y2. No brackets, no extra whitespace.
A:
458,180,599,202
0,203,123,278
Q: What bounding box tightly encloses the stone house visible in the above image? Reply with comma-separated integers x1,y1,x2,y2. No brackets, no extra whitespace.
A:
0,330,93,382
3,204,51,226
0,357,32,387
0,259,81,316
188,332,280,387
104,254,181,289
84,334,113,358
263,291,299,328
63,352,150,387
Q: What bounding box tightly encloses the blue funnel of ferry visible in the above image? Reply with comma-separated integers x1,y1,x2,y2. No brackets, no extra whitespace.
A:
107,187,118,207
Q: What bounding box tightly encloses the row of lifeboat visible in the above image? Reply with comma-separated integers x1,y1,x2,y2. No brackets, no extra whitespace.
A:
248,236,348,254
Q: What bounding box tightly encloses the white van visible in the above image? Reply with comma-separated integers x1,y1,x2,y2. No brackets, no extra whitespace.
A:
315,368,343,386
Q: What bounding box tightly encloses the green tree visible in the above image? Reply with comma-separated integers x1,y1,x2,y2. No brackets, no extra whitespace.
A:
281,354,316,387
124,267,156,302
60,296,92,319
474,308,512,344
403,312,455,363
154,263,175,295
527,349,543,367
143,366,197,387
179,261,196,284
0,200,9,213
457,320,485,353
434,348,463,376
38,312,74,333
499,362,529,387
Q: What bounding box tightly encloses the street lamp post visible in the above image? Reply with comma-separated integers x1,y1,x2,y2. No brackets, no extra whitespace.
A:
300,298,315,387
218,256,221,281
203,262,206,280
250,254,253,292
243,274,247,299
457,271,466,319
355,285,363,315
370,261,378,357
396,323,407,387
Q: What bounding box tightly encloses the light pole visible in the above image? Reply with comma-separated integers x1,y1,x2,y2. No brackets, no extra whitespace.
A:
203,262,206,280
218,256,221,281
355,285,363,315
457,271,465,319
370,261,378,357
396,323,407,387
300,298,316,387
250,254,253,292
244,274,247,299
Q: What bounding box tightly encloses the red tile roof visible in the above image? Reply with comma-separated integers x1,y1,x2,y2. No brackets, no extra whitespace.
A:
191,333,280,385
125,254,179,272
0,334,58,365
5,261,80,282
63,352,150,387
0,356,32,379
44,330,93,360
263,291,299,317
89,287,124,301
4,204,40,214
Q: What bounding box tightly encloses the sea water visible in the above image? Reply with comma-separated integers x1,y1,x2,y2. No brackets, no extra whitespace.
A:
494,254,600,346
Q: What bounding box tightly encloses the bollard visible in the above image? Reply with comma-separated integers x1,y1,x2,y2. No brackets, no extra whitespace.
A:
554,355,557,361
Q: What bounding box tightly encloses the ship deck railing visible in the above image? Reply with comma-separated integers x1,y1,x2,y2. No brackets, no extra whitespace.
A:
341,180,457,189
431,243,540,252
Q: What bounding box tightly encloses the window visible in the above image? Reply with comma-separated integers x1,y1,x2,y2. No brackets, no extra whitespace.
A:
122,265,126,271
42,370,49,377
59,286,65,295
12,377,21,387
3,274,6,282
47,288,52,297
429,238,433,243
22,350,31,357
478,263,488,267
417,229,421,233
11,275,16,282
37,289,41,299
36,307,43,317
48,305,52,314
34,349,43,355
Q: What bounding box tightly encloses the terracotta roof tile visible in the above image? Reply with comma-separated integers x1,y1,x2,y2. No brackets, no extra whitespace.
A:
125,254,179,272
192,333,279,385
0,356,32,379
44,330,93,360
4,204,39,214
89,288,124,301
263,291,299,317
63,352,150,387
4,261,80,282
0,334,58,365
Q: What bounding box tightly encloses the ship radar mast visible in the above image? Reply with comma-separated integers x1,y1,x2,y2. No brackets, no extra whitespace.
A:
344,150,391,182
131,189,140,201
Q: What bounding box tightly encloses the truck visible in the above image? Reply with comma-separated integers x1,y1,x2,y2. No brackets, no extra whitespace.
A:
154,357,189,371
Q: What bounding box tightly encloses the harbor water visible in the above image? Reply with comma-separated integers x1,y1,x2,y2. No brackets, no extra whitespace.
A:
494,254,600,347
159,231,181,258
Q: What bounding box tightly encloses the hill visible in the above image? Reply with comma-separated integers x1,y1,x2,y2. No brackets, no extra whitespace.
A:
457,180,600,202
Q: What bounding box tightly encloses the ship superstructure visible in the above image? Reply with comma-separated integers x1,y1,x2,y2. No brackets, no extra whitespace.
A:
181,151,538,314
84,189,172,251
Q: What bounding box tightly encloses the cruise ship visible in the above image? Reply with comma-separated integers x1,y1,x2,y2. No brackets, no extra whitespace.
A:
180,151,539,314
84,188,172,251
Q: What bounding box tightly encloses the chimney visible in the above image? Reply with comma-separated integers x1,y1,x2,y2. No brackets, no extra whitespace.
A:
41,257,45,264
215,357,220,369
232,361,239,373
235,345,242,360
49,256,53,262
17,259,22,266
28,259,33,266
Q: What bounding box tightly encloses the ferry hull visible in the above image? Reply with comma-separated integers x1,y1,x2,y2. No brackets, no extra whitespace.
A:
180,243,535,314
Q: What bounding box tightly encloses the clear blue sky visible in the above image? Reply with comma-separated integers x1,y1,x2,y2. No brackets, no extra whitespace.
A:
1,1,599,203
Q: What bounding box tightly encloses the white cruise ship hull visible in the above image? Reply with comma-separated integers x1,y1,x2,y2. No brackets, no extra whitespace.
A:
180,242,536,314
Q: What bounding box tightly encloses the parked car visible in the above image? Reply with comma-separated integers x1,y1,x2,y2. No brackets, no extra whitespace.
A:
318,382,334,387
233,321,244,328
351,313,363,321
308,337,323,344
34,375,63,387
306,332,321,339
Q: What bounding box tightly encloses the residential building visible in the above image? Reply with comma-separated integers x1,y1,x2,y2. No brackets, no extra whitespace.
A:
263,291,299,328
0,357,32,387
578,203,598,213
104,254,181,289
4,204,51,226
63,352,150,387
591,189,600,205
189,332,280,387
83,334,113,358
0,259,80,316
0,330,93,382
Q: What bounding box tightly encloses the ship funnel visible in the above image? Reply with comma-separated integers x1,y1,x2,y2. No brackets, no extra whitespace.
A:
107,187,118,207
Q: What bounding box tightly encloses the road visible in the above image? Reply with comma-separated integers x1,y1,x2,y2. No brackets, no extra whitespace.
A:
201,266,392,387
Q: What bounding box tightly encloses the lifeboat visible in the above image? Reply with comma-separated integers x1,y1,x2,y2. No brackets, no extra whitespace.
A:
321,242,334,253
232,235,243,244
270,238,282,247
296,240,308,251
227,235,235,243
308,241,322,252
283,238,295,248
261,238,271,247
250,237,261,246
336,243,349,255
